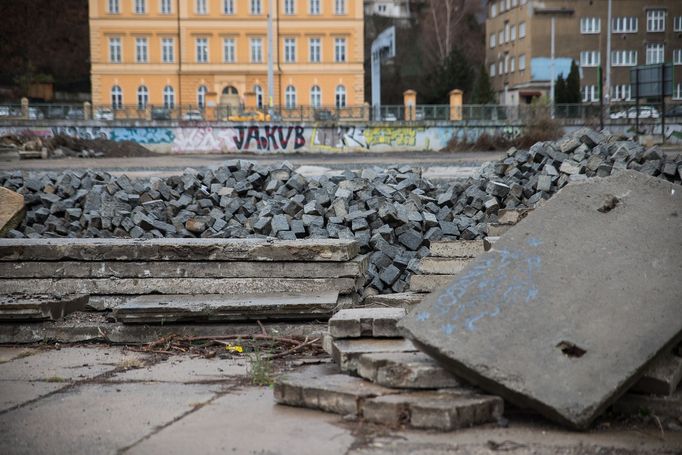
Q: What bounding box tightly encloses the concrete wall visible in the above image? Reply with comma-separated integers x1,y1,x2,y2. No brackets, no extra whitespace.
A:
0,121,677,154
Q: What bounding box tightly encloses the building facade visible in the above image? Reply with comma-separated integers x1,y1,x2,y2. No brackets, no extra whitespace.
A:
486,0,682,105
363,0,411,19
89,0,365,112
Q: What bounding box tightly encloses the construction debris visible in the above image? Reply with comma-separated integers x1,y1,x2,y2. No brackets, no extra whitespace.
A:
328,308,406,338
631,352,682,397
399,171,682,429
357,351,462,389
0,187,25,236
0,294,88,321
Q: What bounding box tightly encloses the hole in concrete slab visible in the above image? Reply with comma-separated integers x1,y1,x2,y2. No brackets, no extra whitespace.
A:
557,341,586,358
597,195,620,213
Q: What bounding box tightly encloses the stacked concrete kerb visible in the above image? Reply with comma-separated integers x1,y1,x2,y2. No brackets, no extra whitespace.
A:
0,238,366,322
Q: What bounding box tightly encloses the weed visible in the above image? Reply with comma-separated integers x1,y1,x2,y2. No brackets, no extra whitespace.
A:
45,376,67,383
247,345,274,387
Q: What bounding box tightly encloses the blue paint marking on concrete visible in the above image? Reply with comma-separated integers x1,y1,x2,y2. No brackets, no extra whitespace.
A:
416,311,430,321
528,238,543,247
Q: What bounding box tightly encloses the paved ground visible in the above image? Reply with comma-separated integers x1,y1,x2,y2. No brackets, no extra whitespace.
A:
0,345,680,455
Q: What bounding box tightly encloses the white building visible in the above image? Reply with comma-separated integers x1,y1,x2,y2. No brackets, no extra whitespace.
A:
364,0,411,19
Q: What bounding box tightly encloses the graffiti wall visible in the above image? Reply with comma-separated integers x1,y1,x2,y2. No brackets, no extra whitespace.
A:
1,121,678,154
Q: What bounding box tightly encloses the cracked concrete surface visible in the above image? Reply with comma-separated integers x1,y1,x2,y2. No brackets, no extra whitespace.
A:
0,346,680,455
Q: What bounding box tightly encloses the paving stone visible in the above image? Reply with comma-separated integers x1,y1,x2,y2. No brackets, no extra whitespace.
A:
0,381,67,413
483,236,499,251
429,240,485,258
0,186,25,236
357,351,462,389
110,357,248,382
363,390,503,431
409,274,456,293
362,292,424,308
399,171,682,429
274,364,396,415
0,294,88,321
329,308,406,338
331,338,418,373
417,257,471,275
630,352,682,396
487,223,513,236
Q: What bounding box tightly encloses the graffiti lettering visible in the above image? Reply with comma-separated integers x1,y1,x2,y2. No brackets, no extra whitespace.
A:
109,128,174,144
233,126,306,151
363,127,424,147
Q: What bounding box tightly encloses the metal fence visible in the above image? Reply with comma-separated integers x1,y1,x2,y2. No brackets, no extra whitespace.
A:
1,102,680,125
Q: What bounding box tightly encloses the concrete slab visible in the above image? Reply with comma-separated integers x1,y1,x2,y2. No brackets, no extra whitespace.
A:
331,338,418,374
613,390,682,420
274,364,396,415
0,187,24,237
109,357,248,383
399,171,682,429
0,255,369,279
487,223,513,236
0,381,67,413
0,238,360,262
113,292,340,323
631,352,682,396
0,382,219,455
0,277,356,296
0,294,88,321
363,390,503,431
357,351,462,389
408,274,455,293
0,346,147,381
417,258,471,275
329,308,406,338
429,240,485,258
362,292,424,308
130,387,355,455
483,236,499,251
0,347,36,363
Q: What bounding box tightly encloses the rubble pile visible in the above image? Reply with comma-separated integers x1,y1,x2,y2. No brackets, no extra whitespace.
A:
2,128,682,293
0,134,155,159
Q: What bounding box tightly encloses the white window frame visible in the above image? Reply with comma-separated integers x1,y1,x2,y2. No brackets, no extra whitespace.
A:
310,85,321,107
285,85,296,109
334,37,347,63
197,85,208,109
163,86,175,109
612,84,632,101
250,38,263,63
109,37,122,63
490,33,496,49
519,21,526,39
137,85,148,110
223,38,236,63
135,37,148,63
498,30,504,45
196,38,209,63
335,85,347,108
309,38,321,63
490,63,496,77
223,0,235,14
111,85,123,110
134,0,146,14
490,2,497,18
580,17,600,34
647,9,666,32
519,54,526,71
161,38,174,63
674,83,682,100
250,0,262,15
254,85,263,108
160,0,172,14
580,50,600,67
611,50,637,67
309,0,320,15
284,38,296,63
284,0,295,15
582,85,598,103
646,43,664,65
510,24,516,41
108,0,120,14
196,0,208,14
335,0,346,15
510,56,515,72
674,49,682,65
612,16,637,33
675,16,682,32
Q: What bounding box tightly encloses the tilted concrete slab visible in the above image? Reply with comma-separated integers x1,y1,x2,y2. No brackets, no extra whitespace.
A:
0,294,88,321
399,172,682,429
329,308,406,338
357,351,462,389
113,292,340,323
0,238,359,262
0,187,24,237
429,241,485,258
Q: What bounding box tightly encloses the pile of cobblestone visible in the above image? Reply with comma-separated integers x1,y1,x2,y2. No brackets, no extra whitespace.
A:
2,128,681,294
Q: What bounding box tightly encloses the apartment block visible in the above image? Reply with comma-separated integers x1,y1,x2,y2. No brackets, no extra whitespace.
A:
89,0,365,110
486,0,682,105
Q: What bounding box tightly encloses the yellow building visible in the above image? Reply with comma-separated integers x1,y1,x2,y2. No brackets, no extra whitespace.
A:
88,0,365,115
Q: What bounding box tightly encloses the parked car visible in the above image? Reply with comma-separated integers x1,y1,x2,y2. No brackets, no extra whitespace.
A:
227,110,271,122
314,109,337,121
66,107,84,120
609,106,660,120
0,106,17,118
151,107,172,120
181,110,203,121
27,107,44,119
665,105,682,118
382,113,398,122
94,108,114,121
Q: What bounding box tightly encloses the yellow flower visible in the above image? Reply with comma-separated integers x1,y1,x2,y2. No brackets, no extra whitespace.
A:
225,344,244,353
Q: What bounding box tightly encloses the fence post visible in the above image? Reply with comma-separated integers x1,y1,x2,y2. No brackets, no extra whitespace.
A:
21,97,29,120
449,89,463,121
363,102,370,121
83,102,91,121
403,90,416,121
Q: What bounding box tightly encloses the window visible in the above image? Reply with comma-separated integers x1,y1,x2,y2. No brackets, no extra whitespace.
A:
647,9,665,32
136,37,148,63
224,0,235,14
161,38,174,63
490,63,496,77
109,37,122,63
250,0,261,14
646,43,664,64
612,84,631,101
111,85,122,109
490,2,497,18
612,16,637,33
519,54,526,71
197,85,207,109
498,60,503,75
310,0,320,15
137,86,148,110
498,30,504,45
520,0,527,4
284,38,296,63
510,25,516,41
134,0,145,14
160,0,171,14
580,50,600,67
250,38,263,63
611,50,637,66
335,38,347,63
196,38,209,63
580,17,600,34
335,85,346,108
512,0,517,6
335,0,346,15
284,0,294,15
674,83,682,100
309,38,321,63
504,21,510,42
674,49,682,65
108,0,119,13
254,85,263,108
285,85,296,109
582,85,598,103
519,21,526,38
223,38,236,63
196,0,207,14
510,56,515,72
163,85,175,109
490,34,496,49
310,85,321,107
675,16,682,32
504,53,509,73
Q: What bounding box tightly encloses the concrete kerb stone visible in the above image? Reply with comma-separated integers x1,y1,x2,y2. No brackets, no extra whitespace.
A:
362,292,424,308
631,352,682,396
429,241,485,259
409,274,457,293
329,308,406,338
612,391,682,420
357,351,462,389
331,338,418,374
417,258,471,275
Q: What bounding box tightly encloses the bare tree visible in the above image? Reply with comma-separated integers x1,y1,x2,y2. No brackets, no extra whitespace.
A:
422,0,483,66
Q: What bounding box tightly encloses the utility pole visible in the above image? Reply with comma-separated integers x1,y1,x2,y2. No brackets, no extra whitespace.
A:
605,0,612,119
267,0,275,111
371,26,396,120
550,16,556,118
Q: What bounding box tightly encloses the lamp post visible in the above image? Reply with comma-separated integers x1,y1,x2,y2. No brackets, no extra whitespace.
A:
267,0,275,111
